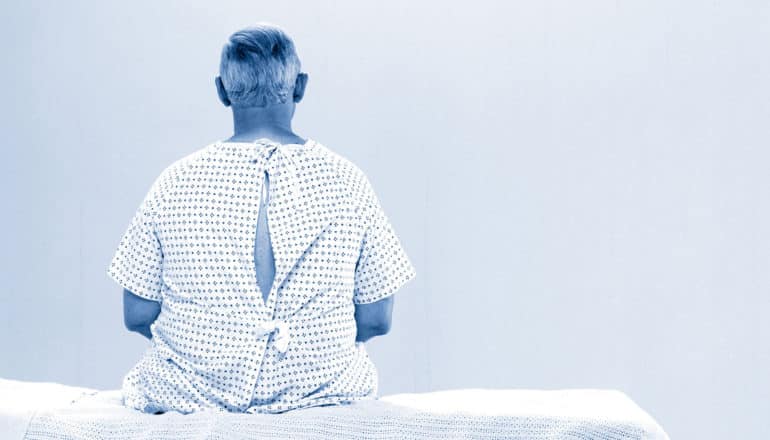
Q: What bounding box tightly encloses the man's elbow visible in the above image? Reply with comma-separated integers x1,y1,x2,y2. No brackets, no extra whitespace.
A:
356,322,389,343
374,320,392,335
124,311,154,332
362,320,391,338
354,295,394,338
354,314,393,338
124,319,146,332
123,289,161,334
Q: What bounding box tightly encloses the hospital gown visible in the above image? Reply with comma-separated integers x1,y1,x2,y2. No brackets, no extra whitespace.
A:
107,137,417,414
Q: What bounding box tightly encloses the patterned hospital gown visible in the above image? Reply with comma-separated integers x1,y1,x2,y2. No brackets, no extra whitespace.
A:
107,137,417,414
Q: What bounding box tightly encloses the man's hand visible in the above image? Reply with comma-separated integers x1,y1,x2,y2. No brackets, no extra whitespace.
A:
123,288,161,340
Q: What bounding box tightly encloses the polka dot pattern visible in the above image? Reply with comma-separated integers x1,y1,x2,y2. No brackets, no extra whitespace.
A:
107,138,417,414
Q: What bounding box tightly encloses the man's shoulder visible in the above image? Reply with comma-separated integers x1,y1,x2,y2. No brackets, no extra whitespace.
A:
148,139,378,210
314,141,371,194
147,142,221,198
313,141,378,210
172,141,221,169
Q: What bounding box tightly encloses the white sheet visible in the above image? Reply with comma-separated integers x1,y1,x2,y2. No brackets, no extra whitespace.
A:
0,378,669,440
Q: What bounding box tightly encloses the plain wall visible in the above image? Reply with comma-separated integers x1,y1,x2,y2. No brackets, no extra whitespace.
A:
1,1,768,439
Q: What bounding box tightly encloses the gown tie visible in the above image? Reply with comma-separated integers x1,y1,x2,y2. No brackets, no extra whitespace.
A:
252,138,307,214
254,319,291,354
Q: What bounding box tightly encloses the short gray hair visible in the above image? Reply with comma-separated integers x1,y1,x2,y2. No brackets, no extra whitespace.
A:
219,23,302,107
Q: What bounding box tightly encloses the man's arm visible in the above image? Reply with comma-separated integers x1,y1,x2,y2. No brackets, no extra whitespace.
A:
354,295,394,342
123,288,161,340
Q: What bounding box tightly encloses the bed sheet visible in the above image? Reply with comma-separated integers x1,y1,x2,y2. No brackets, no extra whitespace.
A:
0,378,669,440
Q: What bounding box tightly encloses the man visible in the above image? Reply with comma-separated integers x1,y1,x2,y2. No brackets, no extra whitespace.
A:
107,22,417,414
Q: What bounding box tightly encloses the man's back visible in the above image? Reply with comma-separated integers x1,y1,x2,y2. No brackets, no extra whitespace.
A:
255,162,275,306
108,138,417,414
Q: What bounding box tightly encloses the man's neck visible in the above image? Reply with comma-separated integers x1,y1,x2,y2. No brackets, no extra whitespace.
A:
227,102,304,144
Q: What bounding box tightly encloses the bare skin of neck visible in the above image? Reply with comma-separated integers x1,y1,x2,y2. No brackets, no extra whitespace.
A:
224,101,306,145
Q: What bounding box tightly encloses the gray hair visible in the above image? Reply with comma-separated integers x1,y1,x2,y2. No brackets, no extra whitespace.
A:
219,23,302,107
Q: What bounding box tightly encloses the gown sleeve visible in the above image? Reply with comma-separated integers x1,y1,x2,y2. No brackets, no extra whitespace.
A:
353,176,417,305
107,175,165,302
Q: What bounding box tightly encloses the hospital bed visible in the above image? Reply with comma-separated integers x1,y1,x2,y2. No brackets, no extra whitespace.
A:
0,378,669,439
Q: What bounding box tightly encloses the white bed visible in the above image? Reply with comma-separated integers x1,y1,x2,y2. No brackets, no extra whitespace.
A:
0,378,669,439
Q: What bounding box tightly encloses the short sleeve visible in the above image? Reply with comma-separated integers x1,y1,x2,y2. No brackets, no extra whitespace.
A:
353,177,417,305
106,178,165,302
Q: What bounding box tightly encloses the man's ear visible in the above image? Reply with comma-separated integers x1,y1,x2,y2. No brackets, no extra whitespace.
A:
215,76,231,107
293,72,308,103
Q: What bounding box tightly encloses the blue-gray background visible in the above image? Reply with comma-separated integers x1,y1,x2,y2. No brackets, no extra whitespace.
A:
1,1,767,439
